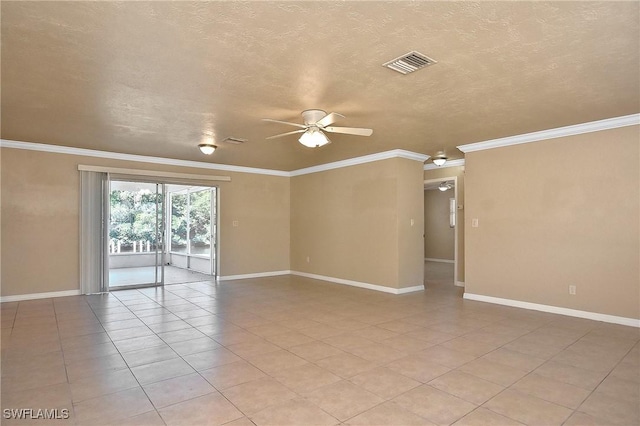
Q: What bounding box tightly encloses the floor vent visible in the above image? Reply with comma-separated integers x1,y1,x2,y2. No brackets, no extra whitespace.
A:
383,51,437,75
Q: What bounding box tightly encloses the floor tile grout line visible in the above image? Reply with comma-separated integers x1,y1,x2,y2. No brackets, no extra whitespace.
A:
53,296,89,423
357,311,601,424
4,276,638,426
444,318,636,425
108,280,412,423
562,338,640,425
81,291,169,424
106,283,264,422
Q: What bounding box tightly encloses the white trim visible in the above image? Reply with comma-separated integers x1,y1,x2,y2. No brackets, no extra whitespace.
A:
291,271,423,294
1,140,432,178
424,158,465,171
290,150,429,177
0,139,289,177
457,114,640,153
455,281,465,288
425,258,454,264
217,270,291,281
463,293,640,328
4,114,638,176
78,165,231,182
397,285,425,294
0,289,81,303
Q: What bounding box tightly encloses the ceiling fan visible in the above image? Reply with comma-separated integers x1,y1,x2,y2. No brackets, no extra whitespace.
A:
262,109,373,148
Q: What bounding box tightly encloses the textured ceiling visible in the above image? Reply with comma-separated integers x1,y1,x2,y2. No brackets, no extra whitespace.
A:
2,1,639,171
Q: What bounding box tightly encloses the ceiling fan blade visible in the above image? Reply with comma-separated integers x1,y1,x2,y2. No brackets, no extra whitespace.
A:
261,118,307,129
323,126,373,136
316,112,345,127
265,129,306,140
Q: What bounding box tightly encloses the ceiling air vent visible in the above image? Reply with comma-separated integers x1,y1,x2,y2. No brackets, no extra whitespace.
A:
383,51,437,75
222,137,247,144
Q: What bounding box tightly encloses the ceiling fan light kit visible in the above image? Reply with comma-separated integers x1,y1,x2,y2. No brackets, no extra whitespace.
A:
299,128,331,148
263,109,373,148
432,156,448,166
198,143,217,155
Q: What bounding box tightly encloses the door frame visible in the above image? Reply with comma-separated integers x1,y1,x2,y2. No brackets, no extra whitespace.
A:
423,176,459,286
107,178,166,290
166,185,218,278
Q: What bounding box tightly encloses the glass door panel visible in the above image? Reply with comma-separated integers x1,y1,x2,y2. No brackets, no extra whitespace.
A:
167,186,216,278
189,189,211,256
108,180,165,289
170,193,188,254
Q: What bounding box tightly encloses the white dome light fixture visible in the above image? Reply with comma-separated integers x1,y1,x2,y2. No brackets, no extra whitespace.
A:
198,143,217,155
298,128,331,148
438,181,452,191
432,155,448,167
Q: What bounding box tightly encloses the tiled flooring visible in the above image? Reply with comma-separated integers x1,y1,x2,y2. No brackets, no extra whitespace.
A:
424,261,454,286
1,275,638,425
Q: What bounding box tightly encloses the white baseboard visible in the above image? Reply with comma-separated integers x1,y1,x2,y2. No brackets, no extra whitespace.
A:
455,281,465,288
217,270,291,281
425,258,455,264
291,271,423,295
0,289,81,303
463,293,640,328
397,285,426,294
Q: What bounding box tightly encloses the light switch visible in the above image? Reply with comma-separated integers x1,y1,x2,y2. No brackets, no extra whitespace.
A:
472,218,479,228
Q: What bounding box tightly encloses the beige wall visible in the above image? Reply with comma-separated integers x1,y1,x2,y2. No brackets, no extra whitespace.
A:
424,166,465,282
396,159,426,289
291,157,424,290
464,125,640,319
424,189,455,260
0,148,290,297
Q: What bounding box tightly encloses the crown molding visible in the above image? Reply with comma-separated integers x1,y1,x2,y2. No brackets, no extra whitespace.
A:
457,113,640,153
0,139,290,177
1,140,429,178
423,158,465,171
3,114,636,176
290,149,429,177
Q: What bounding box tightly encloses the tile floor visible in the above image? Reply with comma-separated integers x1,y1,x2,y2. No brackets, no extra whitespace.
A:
1,275,638,425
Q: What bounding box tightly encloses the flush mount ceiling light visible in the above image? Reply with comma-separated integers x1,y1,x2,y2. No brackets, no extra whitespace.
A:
438,181,452,191
198,143,217,155
298,127,331,148
432,155,448,167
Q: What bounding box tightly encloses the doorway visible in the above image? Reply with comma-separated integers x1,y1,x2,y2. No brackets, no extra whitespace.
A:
107,180,218,289
424,177,458,288
108,180,166,289
166,185,217,278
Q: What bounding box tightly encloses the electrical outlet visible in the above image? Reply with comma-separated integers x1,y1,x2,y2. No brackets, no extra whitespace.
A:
410,219,415,227
232,220,239,227
569,285,577,295
306,256,310,263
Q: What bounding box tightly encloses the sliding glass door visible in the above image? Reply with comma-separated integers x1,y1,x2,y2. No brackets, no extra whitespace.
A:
168,186,216,278
108,180,165,288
